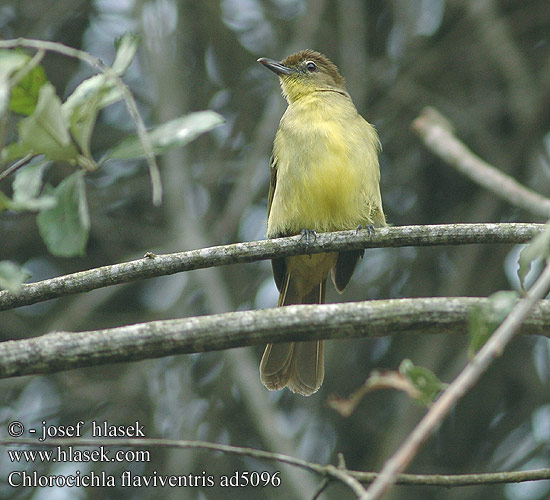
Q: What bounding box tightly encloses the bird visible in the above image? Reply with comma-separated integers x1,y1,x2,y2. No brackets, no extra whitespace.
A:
257,49,385,396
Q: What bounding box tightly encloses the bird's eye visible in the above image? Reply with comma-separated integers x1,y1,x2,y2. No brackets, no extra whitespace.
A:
305,61,317,72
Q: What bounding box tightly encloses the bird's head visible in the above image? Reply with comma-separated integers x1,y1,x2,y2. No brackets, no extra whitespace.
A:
258,49,346,103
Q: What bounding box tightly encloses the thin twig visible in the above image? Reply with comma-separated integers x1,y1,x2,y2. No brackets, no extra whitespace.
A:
0,153,34,182
412,108,550,218
325,465,369,497
361,260,550,500
310,478,330,500
9,48,46,87
0,297,548,379
0,223,543,311
0,38,162,205
0,438,548,488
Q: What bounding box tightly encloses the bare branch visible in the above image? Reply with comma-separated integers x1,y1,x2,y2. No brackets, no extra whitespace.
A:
1,438,548,488
361,260,550,500
412,108,550,218
1,297,548,379
326,465,369,497
0,223,543,311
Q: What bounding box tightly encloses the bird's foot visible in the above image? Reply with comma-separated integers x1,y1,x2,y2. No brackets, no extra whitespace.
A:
356,224,375,237
299,228,317,245
299,229,317,258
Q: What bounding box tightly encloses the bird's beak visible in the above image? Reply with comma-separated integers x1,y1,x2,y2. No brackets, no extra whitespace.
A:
257,57,293,76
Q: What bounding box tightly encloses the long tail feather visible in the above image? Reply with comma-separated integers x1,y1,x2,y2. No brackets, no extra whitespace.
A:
260,274,325,396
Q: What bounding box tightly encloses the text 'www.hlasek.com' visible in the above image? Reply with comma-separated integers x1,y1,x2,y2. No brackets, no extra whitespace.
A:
4,420,282,489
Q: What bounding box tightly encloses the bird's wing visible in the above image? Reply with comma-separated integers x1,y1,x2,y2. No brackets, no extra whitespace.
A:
267,153,277,219
267,153,287,292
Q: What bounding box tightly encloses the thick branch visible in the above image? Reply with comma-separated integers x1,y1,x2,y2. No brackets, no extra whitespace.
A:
1,297,549,379
0,223,543,311
412,108,550,218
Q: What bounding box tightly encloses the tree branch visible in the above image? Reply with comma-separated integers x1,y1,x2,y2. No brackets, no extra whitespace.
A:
0,223,543,311
1,297,549,379
412,108,550,218
1,438,548,488
361,260,550,500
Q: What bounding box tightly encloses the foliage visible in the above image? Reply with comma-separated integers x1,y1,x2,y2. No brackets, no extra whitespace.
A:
0,260,30,293
398,359,447,406
0,35,223,285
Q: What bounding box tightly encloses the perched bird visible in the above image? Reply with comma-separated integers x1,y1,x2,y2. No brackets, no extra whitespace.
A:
258,50,385,396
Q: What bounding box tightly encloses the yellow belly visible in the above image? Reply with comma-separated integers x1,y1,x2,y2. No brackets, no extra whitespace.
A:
267,114,382,236
267,91,384,238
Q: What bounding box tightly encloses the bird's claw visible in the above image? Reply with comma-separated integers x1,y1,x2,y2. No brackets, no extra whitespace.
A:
299,228,317,245
299,229,317,258
356,224,375,237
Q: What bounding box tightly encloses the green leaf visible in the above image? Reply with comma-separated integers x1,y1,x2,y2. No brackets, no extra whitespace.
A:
13,161,45,200
112,33,140,75
37,171,90,257
468,291,518,356
62,71,127,165
518,224,550,290
0,50,29,118
66,86,104,163
104,111,225,160
63,74,123,119
0,82,9,120
0,261,30,292
11,161,56,211
0,51,29,78
9,63,47,115
0,142,33,164
399,359,447,406
18,83,79,161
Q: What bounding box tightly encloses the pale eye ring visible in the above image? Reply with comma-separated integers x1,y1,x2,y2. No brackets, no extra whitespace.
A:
305,61,317,72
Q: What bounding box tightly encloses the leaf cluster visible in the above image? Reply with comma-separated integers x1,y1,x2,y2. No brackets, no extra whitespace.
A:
0,36,223,286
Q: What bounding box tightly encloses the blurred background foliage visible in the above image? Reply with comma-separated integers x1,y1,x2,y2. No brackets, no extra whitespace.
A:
1,1,549,499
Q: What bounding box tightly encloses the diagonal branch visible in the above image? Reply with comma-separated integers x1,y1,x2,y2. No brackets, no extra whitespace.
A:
0,223,543,311
1,297,549,379
361,260,550,500
412,108,550,218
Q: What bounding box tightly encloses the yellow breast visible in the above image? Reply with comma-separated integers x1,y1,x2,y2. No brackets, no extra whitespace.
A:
267,92,384,237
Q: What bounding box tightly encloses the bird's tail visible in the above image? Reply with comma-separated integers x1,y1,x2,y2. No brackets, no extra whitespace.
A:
260,273,325,396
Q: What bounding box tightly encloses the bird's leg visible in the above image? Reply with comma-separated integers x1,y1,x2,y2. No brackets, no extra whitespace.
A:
355,224,375,237
299,229,317,258
299,228,317,245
